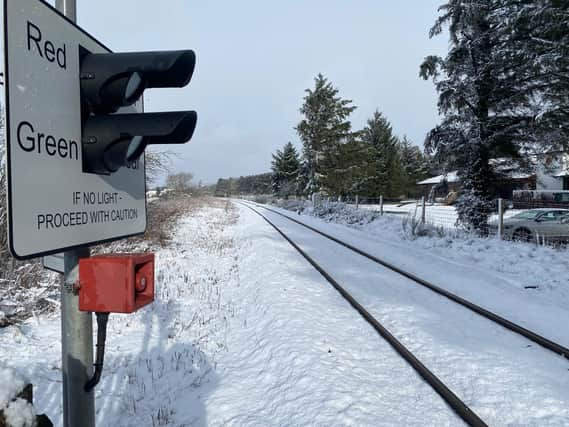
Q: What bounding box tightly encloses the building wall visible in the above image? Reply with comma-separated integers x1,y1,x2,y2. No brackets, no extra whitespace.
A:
536,171,563,190
536,154,565,190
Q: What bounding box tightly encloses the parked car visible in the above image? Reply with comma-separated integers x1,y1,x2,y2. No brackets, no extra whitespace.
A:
492,208,569,242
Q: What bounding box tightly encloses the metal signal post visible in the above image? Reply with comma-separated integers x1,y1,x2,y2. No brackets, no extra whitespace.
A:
55,2,96,427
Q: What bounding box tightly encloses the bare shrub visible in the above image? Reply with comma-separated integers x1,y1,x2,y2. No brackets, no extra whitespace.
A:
165,172,194,194
401,213,446,240
145,150,176,185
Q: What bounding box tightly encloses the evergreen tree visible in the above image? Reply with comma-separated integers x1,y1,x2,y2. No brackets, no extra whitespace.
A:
271,146,284,195
327,138,371,197
420,1,519,232
399,136,430,197
214,178,231,196
422,0,569,231
296,74,356,196
271,142,300,197
508,0,569,151
360,110,401,197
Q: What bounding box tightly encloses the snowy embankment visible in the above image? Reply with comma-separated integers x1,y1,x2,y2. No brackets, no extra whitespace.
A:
252,202,569,426
272,200,569,346
0,198,460,426
2,197,568,426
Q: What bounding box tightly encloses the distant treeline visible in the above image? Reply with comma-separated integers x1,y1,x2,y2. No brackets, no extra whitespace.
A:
214,173,272,196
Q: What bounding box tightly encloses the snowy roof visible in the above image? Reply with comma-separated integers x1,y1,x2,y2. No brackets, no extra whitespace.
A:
509,172,533,179
554,170,569,178
417,171,459,185
418,170,533,185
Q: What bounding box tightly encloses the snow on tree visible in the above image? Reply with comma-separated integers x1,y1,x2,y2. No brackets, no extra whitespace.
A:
399,136,431,197
359,110,402,198
421,1,521,232
271,142,300,197
421,0,569,232
296,74,356,196
507,0,569,152
271,146,284,195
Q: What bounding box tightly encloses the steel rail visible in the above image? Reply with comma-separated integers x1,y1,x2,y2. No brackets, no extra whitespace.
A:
239,201,487,427
242,200,569,360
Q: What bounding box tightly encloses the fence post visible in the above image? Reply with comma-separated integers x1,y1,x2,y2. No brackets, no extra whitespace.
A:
421,196,426,224
498,198,504,239
355,195,359,209
380,195,384,216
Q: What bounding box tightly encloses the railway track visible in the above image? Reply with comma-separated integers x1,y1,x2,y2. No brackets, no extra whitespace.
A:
237,200,569,427
240,200,569,360
237,201,487,427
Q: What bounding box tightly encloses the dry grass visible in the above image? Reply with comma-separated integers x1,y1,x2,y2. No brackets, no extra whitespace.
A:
0,194,213,326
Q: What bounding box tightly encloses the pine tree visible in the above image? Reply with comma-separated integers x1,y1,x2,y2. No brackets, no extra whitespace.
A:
420,1,518,232
214,178,231,196
270,147,284,195
421,0,569,232
508,0,569,151
399,136,430,197
271,142,300,197
296,74,356,196
281,142,301,195
360,110,401,198
328,138,371,197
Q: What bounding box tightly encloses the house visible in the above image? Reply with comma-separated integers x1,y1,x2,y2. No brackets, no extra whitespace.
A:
417,167,534,200
417,171,461,195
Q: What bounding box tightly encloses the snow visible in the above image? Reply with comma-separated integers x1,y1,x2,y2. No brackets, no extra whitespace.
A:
1,197,568,426
359,201,520,231
3,398,35,427
417,171,460,185
251,202,569,425
205,205,461,426
0,366,27,409
0,366,35,427
271,201,569,346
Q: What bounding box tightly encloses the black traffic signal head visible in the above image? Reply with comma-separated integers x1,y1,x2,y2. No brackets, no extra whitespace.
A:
82,111,197,175
80,49,195,113
79,49,198,175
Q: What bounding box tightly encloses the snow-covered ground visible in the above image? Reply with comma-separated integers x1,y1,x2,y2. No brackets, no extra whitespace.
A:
1,197,568,426
358,202,520,231
249,202,569,426
271,201,569,346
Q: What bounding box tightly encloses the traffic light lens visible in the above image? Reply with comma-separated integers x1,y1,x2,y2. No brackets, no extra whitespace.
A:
126,136,146,162
125,72,143,103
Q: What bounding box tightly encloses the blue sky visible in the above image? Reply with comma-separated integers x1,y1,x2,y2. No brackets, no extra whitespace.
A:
55,1,448,184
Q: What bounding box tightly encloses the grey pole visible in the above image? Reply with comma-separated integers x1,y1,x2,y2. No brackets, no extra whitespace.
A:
55,3,96,426
55,0,76,21
61,248,94,427
497,198,504,240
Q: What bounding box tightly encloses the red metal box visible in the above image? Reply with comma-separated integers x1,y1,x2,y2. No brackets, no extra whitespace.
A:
78,253,154,313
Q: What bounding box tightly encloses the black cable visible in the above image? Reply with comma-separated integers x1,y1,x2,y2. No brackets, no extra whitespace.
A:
85,312,110,392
